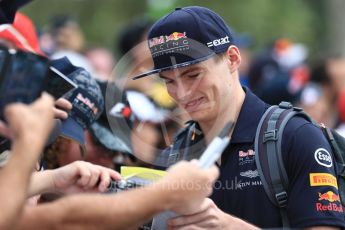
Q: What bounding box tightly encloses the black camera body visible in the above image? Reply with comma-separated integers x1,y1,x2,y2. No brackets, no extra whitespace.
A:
0,47,78,120
0,48,49,119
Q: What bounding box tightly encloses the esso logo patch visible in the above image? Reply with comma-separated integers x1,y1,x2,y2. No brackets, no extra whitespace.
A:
314,148,333,168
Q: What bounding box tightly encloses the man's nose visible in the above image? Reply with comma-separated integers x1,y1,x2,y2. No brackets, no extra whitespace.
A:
176,79,191,100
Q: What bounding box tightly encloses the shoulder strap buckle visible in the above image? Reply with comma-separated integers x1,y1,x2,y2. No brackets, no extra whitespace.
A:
263,129,278,143
275,191,288,208
278,101,293,109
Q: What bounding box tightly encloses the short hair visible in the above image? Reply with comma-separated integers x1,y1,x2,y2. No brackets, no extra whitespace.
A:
213,52,227,63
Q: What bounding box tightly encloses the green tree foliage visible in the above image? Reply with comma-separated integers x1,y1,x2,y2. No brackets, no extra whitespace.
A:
21,0,324,57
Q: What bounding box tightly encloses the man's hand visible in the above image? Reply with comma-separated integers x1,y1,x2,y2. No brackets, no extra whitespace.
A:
0,93,55,152
0,94,56,230
50,161,122,194
0,95,68,140
167,198,230,230
168,198,260,230
54,98,72,120
160,160,219,215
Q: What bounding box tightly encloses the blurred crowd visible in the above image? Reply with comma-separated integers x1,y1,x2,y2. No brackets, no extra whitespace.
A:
21,11,345,168
0,3,219,229
3,6,345,194
0,11,181,171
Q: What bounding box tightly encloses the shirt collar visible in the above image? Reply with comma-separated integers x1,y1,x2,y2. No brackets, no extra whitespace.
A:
230,87,269,144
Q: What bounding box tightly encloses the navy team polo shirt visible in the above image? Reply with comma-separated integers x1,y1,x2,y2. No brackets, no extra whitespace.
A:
159,87,345,229
211,88,345,228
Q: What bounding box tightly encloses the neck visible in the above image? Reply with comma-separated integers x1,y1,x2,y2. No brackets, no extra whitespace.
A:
200,85,245,144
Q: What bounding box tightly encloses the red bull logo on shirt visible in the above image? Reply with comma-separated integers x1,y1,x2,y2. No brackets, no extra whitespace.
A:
316,191,343,213
239,149,255,157
238,149,255,166
318,191,340,202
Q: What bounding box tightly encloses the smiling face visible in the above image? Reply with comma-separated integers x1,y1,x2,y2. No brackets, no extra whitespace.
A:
159,51,238,123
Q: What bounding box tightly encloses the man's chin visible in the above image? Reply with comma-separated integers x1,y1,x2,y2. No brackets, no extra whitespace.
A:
189,110,214,122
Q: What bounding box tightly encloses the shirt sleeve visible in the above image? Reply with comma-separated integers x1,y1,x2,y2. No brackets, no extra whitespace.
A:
282,118,345,228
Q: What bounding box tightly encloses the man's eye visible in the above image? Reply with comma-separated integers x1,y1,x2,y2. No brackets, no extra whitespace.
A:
187,73,199,78
164,79,174,84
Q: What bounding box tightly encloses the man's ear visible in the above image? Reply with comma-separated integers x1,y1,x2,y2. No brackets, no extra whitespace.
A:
226,45,241,73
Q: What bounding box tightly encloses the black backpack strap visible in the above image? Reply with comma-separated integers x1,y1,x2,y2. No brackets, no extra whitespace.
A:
255,101,312,228
255,105,279,204
256,104,289,205
322,127,345,165
153,121,194,168
321,127,345,207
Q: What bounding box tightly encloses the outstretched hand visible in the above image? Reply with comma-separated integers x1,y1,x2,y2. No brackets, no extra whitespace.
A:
167,198,231,230
50,161,122,194
161,160,219,215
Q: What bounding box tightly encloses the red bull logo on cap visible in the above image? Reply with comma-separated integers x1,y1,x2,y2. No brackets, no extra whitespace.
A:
149,36,165,48
165,32,186,42
149,32,189,58
76,93,99,115
149,32,187,48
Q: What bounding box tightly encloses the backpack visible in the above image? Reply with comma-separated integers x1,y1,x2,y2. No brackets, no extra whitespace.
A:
255,101,345,228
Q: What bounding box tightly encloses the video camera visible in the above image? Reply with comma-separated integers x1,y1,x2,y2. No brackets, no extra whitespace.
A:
0,47,77,120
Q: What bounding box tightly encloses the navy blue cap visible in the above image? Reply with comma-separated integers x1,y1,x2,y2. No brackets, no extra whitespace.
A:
132,6,234,80
90,80,132,154
50,57,104,146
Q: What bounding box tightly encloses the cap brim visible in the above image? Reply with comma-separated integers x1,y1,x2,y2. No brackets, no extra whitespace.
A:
90,122,132,154
60,118,85,146
132,53,215,80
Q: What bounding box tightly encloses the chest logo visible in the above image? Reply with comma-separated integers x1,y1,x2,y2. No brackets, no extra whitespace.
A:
239,149,255,157
238,149,255,166
240,170,259,178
